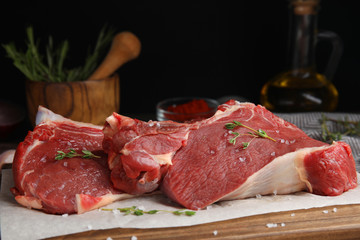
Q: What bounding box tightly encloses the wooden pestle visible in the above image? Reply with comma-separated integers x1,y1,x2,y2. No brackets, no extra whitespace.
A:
88,31,141,80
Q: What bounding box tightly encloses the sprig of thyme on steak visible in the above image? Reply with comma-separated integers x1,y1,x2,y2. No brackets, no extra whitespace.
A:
55,149,100,160
225,121,276,149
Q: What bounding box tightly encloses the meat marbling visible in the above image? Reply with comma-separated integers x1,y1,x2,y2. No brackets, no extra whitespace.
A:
104,100,357,210
11,106,132,214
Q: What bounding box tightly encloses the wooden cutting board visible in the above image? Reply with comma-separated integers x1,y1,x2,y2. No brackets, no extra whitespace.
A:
48,203,360,240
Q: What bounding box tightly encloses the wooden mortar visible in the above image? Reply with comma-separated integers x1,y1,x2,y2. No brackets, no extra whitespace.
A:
26,31,141,126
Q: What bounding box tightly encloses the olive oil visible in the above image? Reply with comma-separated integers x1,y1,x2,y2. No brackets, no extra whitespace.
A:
260,0,341,112
261,70,338,112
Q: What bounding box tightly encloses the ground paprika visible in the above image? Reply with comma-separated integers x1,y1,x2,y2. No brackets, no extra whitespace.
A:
165,99,215,122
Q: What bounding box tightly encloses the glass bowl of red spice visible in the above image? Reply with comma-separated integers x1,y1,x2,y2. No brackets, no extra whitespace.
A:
156,97,219,123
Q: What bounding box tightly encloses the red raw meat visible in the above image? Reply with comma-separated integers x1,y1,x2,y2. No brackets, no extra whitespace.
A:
161,100,357,209
103,113,196,194
303,141,356,196
104,100,357,210
11,107,131,214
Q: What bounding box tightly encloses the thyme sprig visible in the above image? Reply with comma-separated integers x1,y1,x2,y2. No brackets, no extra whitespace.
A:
320,114,360,143
55,149,100,160
225,121,276,149
101,206,196,216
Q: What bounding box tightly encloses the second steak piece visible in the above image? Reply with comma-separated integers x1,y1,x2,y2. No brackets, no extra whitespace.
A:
103,113,197,195
161,100,357,210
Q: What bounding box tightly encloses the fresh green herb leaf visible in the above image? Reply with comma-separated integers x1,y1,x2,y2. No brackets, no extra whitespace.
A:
320,114,360,143
172,210,196,216
233,121,243,127
172,210,182,216
242,142,250,149
55,151,66,160
55,148,100,160
134,209,144,216
225,123,236,130
147,210,159,214
257,129,266,137
185,210,196,216
101,206,196,217
225,121,276,148
229,132,240,145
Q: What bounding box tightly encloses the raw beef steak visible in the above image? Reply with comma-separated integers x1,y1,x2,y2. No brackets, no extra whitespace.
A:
103,100,357,210
11,107,131,214
161,100,357,210
103,113,197,194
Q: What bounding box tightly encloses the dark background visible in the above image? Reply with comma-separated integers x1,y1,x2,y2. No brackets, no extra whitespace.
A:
1,0,359,120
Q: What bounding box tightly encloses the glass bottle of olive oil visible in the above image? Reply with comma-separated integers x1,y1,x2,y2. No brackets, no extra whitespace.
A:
260,0,342,112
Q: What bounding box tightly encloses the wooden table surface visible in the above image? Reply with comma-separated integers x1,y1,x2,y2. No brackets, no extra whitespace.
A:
47,204,360,240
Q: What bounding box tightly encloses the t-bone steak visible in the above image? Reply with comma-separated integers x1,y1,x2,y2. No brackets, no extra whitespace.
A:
104,100,357,210
11,106,131,214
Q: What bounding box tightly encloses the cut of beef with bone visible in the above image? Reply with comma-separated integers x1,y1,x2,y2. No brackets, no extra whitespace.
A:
104,100,357,210
11,106,131,214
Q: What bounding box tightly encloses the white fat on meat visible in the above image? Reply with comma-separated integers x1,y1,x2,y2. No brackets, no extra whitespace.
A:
220,145,328,201
76,193,134,214
36,106,102,129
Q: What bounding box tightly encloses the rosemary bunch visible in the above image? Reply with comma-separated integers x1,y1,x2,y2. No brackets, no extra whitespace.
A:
2,25,115,82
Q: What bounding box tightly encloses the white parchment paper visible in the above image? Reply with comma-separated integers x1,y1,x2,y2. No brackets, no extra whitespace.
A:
1,169,360,240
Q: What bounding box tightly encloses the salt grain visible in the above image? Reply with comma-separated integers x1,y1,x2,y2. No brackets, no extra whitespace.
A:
256,194,262,199
213,230,218,236
106,237,113,240
239,157,246,162
87,225,93,230
112,209,120,215
61,213,68,217
333,208,337,213
281,223,286,227
266,223,278,228
322,210,329,214
273,189,277,196
290,213,295,217
131,236,138,240
270,152,276,157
